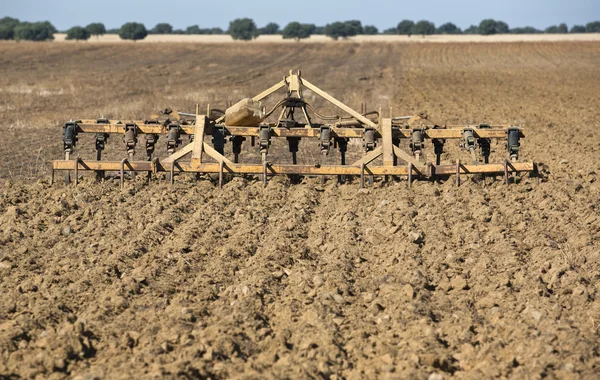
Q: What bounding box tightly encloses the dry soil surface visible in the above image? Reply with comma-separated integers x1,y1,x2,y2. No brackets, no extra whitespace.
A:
0,41,599,379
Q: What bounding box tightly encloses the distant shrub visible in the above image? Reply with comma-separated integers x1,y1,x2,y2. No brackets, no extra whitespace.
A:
557,23,568,33
478,19,509,35
413,20,436,36
186,25,224,35
66,26,91,41
345,20,363,35
324,20,362,40
259,22,280,35
586,21,600,33
42,21,57,34
206,27,224,35
463,25,478,34
119,22,148,41
363,25,378,35
324,22,348,40
510,26,541,34
85,23,106,37
151,23,173,34
396,20,414,35
495,21,509,34
186,25,201,34
229,18,258,40
282,22,315,41
437,22,461,34
570,25,586,33
14,21,56,41
545,23,568,34
383,27,398,35
0,17,20,40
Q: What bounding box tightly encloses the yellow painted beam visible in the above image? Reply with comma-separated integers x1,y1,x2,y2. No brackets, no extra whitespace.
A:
53,160,535,176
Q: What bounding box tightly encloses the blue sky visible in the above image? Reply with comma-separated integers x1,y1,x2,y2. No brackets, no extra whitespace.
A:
3,0,598,31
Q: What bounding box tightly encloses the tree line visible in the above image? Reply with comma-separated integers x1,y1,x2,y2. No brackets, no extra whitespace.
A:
1,17,600,42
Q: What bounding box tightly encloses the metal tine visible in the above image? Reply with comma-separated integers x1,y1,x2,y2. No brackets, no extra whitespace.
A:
74,158,79,186
120,158,127,188
360,163,365,189
219,160,224,190
170,163,175,185
262,160,268,186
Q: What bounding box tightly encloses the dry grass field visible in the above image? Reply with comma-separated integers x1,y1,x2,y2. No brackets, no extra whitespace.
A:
0,41,599,378
51,33,600,43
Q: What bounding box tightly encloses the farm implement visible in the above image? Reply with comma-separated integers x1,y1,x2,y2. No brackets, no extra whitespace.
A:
52,70,536,187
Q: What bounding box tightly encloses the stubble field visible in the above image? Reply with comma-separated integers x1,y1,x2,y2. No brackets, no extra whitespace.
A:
0,41,599,379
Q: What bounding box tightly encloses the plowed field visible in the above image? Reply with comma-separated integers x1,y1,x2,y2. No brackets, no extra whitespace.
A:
1,41,599,379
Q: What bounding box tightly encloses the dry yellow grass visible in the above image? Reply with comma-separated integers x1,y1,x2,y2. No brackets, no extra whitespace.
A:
50,33,600,44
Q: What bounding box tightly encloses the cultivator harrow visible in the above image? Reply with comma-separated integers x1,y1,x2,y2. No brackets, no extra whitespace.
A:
52,70,536,187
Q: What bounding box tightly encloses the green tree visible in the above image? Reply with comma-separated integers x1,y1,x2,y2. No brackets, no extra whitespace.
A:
463,25,478,34
324,22,349,40
41,21,57,34
478,19,509,35
0,17,20,40
557,23,568,33
324,21,361,40
412,20,435,36
260,22,279,35
229,18,258,40
496,21,509,34
570,25,586,33
478,19,496,35
66,26,91,41
119,22,148,41
437,22,461,34
314,26,325,34
363,25,378,35
151,23,173,34
345,20,363,34
186,25,224,34
186,25,201,34
396,20,414,35
85,23,106,38
14,22,56,41
510,26,541,34
282,22,314,40
206,27,224,34
383,27,397,35
545,25,559,33
586,21,600,33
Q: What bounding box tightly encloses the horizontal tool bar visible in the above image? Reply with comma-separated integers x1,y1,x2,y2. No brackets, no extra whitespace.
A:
73,123,523,139
52,160,534,176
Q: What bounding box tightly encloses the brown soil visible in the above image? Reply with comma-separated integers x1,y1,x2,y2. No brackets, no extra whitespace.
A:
0,41,599,379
